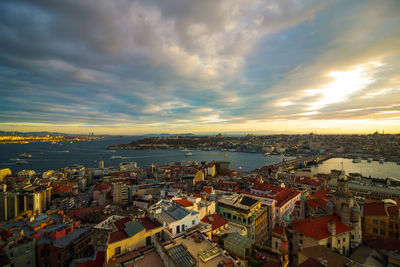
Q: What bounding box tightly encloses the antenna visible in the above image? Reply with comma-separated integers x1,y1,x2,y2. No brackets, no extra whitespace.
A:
341,161,344,172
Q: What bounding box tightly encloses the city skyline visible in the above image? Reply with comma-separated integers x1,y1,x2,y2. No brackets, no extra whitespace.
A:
0,0,399,134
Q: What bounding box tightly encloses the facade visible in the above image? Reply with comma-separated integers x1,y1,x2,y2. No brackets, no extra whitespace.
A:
2,235,36,267
111,182,128,205
326,172,362,248
151,200,200,237
288,215,353,266
0,186,52,222
363,200,400,240
92,215,162,264
217,194,268,245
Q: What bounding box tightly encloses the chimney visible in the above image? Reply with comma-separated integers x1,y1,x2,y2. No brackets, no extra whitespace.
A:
327,220,336,236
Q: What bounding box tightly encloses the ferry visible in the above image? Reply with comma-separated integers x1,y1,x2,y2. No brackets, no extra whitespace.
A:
185,152,193,156
18,152,32,158
61,150,70,153
111,155,123,159
264,152,271,156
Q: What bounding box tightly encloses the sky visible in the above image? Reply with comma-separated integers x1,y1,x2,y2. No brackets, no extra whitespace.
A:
0,0,399,135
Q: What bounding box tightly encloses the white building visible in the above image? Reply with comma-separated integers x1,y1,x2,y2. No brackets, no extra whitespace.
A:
150,200,200,237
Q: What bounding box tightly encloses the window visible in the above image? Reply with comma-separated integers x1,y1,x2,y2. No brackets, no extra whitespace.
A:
115,247,121,255
192,220,195,225
176,225,180,234
26,257,31,265
182,224,185,231
227,213,231,219
380,230,385,236
233,215,237,220
389,223,393,228
338,239,341,244
380,221,385,227
327,243,331,248
26,247,30,253
275,242,278,249
390,231,393,237
373,228,378,234
343,238,345,242
373,220,378,225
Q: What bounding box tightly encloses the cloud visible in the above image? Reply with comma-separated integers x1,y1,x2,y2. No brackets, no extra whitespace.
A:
0,0,399,133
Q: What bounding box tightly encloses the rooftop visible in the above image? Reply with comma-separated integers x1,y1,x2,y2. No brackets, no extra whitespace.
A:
291,215,353,240
168,244,197,267
201,213,228,231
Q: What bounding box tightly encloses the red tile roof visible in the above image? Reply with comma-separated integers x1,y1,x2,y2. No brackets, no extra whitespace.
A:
201,213,228,231
252,183,284,194
387,205,399,218
114,217,131,231
173,199,193,207
75,251,105,267
272,226,285,235
291,215,353,240
274,188,300,207
311,189,331,200
138,217,162,231
363,202,387,217
93,182,111,191
307,198,328,210
52,184,72,195
298,257,325,267
66,205,104,219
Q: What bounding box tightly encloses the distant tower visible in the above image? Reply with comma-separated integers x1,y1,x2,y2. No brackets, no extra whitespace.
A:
99,160,104,169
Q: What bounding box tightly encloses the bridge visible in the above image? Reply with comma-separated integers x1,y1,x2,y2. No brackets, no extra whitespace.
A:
262,155,331,172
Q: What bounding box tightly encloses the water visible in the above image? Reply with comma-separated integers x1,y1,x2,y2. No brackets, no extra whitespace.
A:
0,137,288,173
2,139,399,178
312,157,400,179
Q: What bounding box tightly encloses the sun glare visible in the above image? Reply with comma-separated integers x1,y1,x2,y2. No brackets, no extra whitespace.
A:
307,62,381,110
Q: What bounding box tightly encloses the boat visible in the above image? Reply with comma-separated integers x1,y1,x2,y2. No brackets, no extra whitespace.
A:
352,158,361,163
61,150,70,153
10,158,20,161
111,155,123,159
18,152,32,158
185,152,193,156
264,152,271,156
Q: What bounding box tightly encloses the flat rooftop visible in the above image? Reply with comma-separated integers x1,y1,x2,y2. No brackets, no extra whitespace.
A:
166,233,234,267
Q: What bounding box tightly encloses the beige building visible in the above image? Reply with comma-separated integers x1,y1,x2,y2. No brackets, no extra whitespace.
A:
288,215,352,266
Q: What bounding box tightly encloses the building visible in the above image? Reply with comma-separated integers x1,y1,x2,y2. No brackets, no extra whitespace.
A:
17,170,36,179
201,213,229,235
288,215,353,266
93,182,111,205
224,232,253,260
111,182,128,205
0,186,52,222
2,233,36,267
217,194,268,245
0,168,11,182
150,200,200,237
326,172,362,248
92,215,162,264
363,200,400,240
